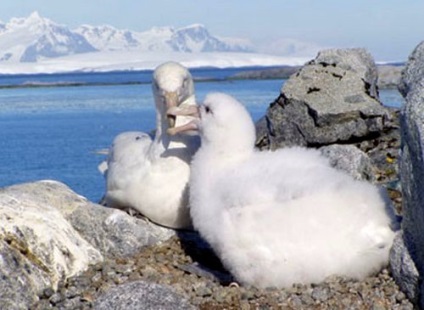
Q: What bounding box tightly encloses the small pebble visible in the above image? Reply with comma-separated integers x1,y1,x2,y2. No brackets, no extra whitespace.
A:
42,287,54,299
64,286,79,299
61,296,82,309
312,287,330,302
49,292,64,305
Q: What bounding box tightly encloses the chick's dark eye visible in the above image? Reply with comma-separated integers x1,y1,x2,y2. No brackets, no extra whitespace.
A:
205,106,211,113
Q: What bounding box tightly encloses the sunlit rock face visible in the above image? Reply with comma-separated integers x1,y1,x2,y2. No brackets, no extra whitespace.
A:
0,180,103,308
0,180,176,308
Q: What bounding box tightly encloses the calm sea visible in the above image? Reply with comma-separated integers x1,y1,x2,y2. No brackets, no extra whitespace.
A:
0,68,404,202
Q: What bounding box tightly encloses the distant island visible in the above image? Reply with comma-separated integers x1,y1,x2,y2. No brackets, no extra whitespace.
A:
230,64,404,89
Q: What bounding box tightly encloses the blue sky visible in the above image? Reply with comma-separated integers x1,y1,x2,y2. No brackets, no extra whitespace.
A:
0,0,422,62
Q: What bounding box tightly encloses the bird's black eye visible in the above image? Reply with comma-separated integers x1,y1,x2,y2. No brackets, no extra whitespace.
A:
205,106,211,114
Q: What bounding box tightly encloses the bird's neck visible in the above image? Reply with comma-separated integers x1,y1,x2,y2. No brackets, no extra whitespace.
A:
189,145,251,245
201,131,255,157
195,142,253,169
150,100,198,159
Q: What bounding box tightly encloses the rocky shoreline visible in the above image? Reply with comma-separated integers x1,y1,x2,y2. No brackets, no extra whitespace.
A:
2,46,423,309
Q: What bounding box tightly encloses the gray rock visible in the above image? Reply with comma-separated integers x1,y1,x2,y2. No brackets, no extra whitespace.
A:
255,48,390,150
319,144,375,181
398,41,424,309
255,115,270,150
0,181,103,289
312,48,379,99
94,281,195,310
0,180,176,308
0,181,105,309
389,232,419,303
67,204,176,258
377,65,404,89
9,180,175,259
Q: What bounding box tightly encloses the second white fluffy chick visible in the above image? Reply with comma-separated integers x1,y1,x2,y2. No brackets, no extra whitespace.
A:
169,92,397,288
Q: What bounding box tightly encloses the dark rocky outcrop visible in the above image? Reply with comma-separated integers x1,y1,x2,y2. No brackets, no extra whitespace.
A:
256,48,391,150
390,40,424,307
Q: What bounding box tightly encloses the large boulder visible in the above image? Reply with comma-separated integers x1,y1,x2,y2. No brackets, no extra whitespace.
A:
391,41,424,307
5,180,176,259
0,181,103,308
256,48,390,150
0,180,176,309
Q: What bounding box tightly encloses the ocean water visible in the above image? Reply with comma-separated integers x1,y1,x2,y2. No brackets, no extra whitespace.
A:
0,69,404,202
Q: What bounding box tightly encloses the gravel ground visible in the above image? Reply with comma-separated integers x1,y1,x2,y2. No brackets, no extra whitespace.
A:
33,233,414,310
32,109,416,310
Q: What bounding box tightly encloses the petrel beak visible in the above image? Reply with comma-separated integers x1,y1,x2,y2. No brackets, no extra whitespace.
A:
166,105,200,135
164,91,179,128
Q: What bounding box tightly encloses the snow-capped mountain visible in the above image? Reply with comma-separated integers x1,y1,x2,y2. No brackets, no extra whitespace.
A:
0,12,322,73
134,27,178,52
167,24,252,53
75,23,252,53
0,12,95,62
0,12,253,63
75,24,140,51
